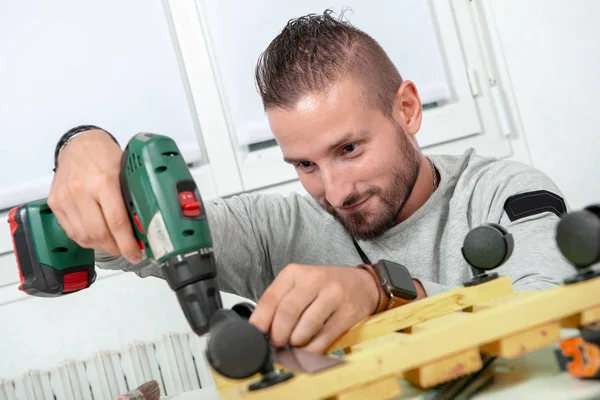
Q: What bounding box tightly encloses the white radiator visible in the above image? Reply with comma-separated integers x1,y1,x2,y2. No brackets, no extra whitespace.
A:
0,332,215,400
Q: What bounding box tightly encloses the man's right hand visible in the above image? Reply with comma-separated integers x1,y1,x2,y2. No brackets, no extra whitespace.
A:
48,129,142,264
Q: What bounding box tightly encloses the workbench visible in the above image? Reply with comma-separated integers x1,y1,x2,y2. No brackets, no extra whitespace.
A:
165,331,600,400
164,211,600,400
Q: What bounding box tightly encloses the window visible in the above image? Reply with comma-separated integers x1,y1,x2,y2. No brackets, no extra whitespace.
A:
164,0,517,196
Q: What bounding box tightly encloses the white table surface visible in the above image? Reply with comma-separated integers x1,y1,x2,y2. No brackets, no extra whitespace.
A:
165,340,600,399
401,344,600,400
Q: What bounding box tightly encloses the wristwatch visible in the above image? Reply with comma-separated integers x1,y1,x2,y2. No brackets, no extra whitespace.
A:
358,259,418,314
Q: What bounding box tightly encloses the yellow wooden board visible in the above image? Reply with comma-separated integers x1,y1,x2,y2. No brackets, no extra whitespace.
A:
212,272,600,400
327,276,513,352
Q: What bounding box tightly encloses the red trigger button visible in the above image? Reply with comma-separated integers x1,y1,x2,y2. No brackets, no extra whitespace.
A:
179,191,201,217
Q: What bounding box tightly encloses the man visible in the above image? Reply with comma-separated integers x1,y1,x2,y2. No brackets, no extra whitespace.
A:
48,11,574,354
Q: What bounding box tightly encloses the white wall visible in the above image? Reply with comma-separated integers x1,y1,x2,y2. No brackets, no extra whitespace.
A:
0,259,248,381
487,0,600,209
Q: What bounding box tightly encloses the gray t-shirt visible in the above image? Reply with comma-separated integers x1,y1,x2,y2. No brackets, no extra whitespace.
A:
96,148,576,302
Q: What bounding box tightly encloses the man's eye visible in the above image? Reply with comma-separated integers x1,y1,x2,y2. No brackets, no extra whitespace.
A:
342,144,358,153
297,161,314,169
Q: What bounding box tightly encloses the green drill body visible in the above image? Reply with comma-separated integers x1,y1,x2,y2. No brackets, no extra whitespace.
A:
120,133,223,334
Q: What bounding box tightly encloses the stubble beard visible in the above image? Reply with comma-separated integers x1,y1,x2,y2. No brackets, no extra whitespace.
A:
320,128,421,241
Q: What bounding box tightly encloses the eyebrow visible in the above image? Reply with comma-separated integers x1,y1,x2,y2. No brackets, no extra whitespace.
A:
283,131,366,164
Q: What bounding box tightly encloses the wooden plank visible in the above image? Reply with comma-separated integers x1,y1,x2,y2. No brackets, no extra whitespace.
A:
403,348,482,388
404,313,481,388
334,376,401,400
465,291,535,312
406,312,471,334
561,305,600,328
327,276,513,352
579,305,600,325
480,321,561,358
352,332,411,353
218,275,600,400
212,371,260,390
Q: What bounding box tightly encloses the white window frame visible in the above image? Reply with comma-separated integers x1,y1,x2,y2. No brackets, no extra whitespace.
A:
163,0,245,197
164,0,530,194
422,0,529,162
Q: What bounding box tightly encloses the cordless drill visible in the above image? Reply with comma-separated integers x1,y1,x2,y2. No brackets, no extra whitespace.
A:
8,133,223,335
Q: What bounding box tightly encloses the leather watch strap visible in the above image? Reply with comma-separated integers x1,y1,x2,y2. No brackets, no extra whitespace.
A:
386,294,411,310
357,263,389,314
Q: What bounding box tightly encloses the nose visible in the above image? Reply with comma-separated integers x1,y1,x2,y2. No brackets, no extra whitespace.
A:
322,166,355,209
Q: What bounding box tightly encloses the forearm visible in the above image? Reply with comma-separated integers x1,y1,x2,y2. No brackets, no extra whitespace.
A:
95,251,163,279
94,248,260,298
92,194,275,299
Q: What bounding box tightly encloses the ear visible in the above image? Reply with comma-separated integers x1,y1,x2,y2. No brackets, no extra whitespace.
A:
393,80,422,136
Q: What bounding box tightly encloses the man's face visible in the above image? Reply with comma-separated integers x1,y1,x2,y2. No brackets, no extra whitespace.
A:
267,79,421,240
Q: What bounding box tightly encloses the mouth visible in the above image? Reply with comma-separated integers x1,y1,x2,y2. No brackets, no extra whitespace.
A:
337,196,371,215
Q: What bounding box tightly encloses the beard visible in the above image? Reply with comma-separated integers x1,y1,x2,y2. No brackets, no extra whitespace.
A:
320,125,421,240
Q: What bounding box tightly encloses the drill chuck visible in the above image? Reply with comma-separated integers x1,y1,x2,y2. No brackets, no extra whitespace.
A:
163,250,222,335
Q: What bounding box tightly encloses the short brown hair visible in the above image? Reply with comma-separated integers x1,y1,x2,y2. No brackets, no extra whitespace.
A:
255,9,403,118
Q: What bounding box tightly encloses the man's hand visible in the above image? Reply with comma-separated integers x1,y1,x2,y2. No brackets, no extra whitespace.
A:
48,129,142,264
248,263,380,354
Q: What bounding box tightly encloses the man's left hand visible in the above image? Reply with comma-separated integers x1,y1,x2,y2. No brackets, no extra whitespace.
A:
248,263,379,354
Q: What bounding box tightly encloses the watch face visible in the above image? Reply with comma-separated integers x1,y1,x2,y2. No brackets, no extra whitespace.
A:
379,260,417,299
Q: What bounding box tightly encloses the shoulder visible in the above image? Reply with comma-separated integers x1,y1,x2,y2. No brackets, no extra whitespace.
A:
470,151,558,189
432,149,558,189
431,148,569,222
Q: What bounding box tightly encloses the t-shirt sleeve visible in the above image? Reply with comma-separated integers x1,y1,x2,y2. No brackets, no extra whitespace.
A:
95,192,319,302
201,192,318,301
471,160,575,291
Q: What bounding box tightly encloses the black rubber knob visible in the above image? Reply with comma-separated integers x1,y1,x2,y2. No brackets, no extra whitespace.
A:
461,223,513,271
208,308,241,329
206,319,270,380
556,207,600,269
232,302,256,320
